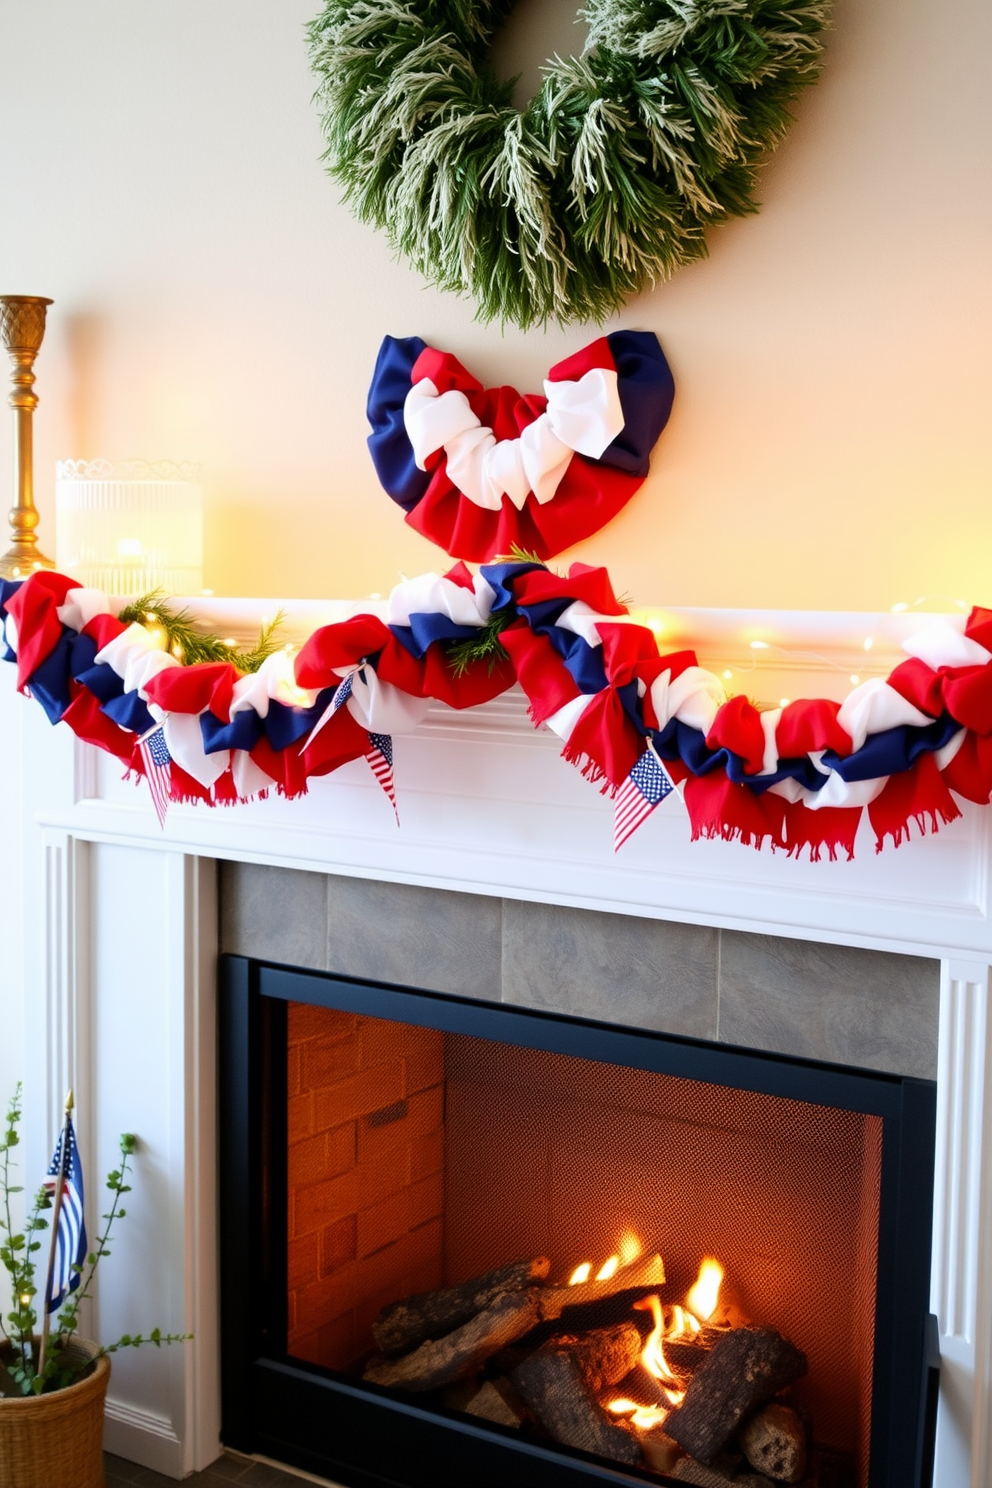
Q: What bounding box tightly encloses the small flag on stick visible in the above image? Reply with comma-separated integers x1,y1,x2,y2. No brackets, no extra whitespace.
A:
138,724,173,828
37,1091,87,1377
42,1101,87,1316
366,732,398,822
303,669,356,749
331,672,354,712
613,742,675,851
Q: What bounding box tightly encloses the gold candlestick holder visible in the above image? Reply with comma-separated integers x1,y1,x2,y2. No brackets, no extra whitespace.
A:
0,293,56,579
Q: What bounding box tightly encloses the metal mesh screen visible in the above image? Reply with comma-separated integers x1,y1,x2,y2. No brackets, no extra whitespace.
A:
286,1005,881,1482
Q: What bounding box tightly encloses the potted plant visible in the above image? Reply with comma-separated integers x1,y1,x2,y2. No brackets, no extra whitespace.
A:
0,1084,187,1488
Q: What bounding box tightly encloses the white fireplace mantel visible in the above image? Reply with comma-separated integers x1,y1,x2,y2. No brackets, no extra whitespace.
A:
0,603,990,1486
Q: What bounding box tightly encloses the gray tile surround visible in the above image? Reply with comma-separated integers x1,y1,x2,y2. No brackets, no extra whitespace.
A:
502,899,718,1041
718,931,939,1078
219,862,939,1079
326,874,503,999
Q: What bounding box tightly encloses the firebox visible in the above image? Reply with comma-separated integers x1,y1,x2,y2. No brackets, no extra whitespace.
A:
218,956,939,1488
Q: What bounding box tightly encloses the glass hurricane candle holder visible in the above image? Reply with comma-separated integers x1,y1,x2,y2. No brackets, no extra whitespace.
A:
55,458,203,597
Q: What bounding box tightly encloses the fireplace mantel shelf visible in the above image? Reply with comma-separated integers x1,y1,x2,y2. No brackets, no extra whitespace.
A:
178,594,961,692
17,660,992,961
27,593,977,958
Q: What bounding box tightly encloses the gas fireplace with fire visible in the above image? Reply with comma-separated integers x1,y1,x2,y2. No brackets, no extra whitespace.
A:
219,956,938,1488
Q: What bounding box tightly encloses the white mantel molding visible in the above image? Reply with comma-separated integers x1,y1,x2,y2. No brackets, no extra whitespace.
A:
1,601,991,1485
23,683,992,963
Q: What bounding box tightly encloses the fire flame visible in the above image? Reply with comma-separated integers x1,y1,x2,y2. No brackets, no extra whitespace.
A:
607,1398,669,1431
582,1247,729,1436
633,1294,684,1405
618,1258,725,1421
667,1304,701,1338
619,1230,642,1266
686,1256,724,1322
563,1240,727,1434
567,1231,641,1286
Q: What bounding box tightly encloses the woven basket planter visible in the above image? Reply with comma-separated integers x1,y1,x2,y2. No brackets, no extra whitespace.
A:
0,1338,109,1488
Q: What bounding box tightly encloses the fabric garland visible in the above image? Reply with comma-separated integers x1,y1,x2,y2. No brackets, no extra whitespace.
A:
3,567,992,861
367,331,675,561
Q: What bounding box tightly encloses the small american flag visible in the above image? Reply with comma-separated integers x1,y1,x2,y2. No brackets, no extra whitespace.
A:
366,731,398,821
138,724,173,829
303,669,356,750
331,672,354,711
44,1116,87,1314
613,743,675,851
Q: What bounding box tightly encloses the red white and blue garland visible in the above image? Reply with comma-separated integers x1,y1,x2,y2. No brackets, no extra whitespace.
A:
367,332,675,561
3,565,992,861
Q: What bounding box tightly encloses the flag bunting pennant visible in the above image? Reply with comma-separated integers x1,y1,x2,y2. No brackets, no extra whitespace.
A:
366,731,398,820
138,724,173,828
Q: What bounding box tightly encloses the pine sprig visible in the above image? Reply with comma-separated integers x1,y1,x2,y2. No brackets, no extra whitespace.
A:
118,593,284,673
493,544,546,566
446,610,515,677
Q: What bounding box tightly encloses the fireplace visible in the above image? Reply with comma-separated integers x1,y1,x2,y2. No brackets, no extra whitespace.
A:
218,954,938,1487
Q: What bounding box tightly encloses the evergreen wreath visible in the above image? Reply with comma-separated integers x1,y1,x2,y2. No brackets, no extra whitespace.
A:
307,0,831,328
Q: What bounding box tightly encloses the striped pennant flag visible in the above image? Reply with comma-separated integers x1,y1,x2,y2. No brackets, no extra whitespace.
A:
366,731,398,822
614,743,675,852
138,724,173,829
43,1115,87,1313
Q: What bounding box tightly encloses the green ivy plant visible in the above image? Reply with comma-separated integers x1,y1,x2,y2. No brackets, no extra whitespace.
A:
0,1085,189,1397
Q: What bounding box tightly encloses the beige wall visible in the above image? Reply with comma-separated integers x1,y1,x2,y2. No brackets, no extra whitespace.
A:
0,0,988,612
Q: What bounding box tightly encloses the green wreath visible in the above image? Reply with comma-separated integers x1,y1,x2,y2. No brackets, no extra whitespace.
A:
307,0,830,329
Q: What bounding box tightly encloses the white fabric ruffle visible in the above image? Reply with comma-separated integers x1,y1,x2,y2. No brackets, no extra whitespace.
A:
404,367,623,512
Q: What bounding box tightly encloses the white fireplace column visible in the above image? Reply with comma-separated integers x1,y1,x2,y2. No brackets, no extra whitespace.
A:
2,635,992,1484
19,832,219,1476
933,962,992,1486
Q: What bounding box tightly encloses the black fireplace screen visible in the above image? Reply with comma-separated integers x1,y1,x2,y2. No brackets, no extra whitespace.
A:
219,956,937,1488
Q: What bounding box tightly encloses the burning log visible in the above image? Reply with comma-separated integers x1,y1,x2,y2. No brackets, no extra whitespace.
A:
664,1327,807,1464
739,1401,808,1483
564,1321,644,1392
738,1445,854,1488
664,1327,728,1377
512,1326,645,1467
538,1252,667,1323
639,1426,682,1476
487,1255,672,1362
372,1255,551,1355
620,1359,677,1406
464,1377,529,1429
364,1289,542,1393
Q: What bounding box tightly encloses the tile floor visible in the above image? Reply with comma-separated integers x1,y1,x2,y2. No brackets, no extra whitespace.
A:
104,1449,338,1488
